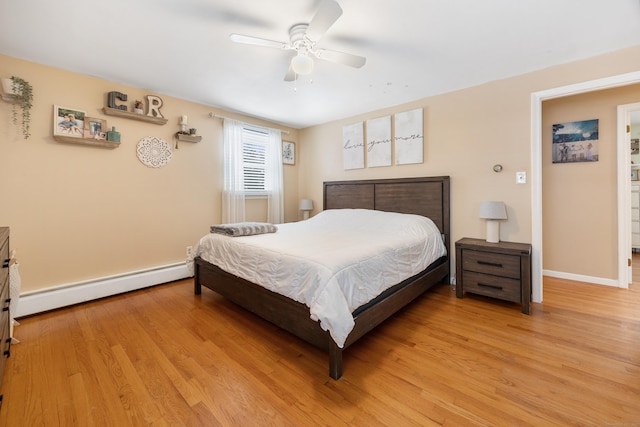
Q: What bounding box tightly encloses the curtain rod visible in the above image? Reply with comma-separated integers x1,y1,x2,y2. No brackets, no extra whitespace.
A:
209,112,290,135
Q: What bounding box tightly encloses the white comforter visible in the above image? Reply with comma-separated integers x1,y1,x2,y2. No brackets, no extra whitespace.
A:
194,209,447,347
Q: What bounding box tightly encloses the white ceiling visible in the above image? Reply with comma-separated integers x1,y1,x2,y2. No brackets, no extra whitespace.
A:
1,0,640,129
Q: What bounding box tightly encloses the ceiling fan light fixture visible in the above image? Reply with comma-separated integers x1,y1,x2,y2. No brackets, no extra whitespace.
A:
291,53,314,75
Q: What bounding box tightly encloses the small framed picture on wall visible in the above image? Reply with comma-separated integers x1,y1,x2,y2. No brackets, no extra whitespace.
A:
283,141,295,165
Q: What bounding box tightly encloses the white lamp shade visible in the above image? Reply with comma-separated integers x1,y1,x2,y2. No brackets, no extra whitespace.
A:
479,201,507,220
291,54,314,75
479,201,507,243
299,199,313,211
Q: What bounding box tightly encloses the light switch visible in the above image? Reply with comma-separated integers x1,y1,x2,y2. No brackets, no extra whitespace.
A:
516,171,526,184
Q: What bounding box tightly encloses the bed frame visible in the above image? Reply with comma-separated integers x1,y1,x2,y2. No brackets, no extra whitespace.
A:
194,176,451,379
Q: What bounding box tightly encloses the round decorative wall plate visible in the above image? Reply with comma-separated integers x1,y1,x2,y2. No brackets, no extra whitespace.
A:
136,136,172,168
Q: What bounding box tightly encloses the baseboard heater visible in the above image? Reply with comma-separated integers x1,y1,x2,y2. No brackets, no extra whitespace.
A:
15,262,192,318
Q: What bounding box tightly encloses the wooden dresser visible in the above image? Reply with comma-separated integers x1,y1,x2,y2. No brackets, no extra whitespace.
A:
0,227,11,408
455,237,532,314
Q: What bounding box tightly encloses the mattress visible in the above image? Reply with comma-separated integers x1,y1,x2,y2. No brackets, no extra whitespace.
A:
193,209,447,347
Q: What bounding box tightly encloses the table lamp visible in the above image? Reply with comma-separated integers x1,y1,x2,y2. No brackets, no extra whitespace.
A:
479,201,507,243
299,199,313,220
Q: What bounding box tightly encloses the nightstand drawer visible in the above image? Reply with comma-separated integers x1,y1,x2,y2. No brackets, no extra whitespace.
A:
463,271,521,302
462,250,520,279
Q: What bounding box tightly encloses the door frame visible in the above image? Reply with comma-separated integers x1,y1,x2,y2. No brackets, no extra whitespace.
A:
618,101,640,288
531,71,640,302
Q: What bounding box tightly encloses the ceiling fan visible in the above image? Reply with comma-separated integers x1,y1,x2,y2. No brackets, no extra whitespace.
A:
229,0,366,81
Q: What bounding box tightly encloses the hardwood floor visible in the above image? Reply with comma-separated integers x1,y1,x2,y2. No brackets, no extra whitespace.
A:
1,276,638,426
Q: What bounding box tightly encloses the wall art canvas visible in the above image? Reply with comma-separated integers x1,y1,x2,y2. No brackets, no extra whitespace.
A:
53,105,87,138
366,116,391,168
394,108,424,165
282,141,295,165
552,119,599,163
342,122,364,170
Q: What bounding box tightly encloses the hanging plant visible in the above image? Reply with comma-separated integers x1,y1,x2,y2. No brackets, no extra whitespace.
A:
9,76,33,139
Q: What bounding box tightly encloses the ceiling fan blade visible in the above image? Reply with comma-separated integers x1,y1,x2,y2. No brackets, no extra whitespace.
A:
313,48,366,68
305,0,343,42
229,33,289,50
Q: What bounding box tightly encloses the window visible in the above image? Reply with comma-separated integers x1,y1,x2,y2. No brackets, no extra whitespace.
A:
222,118,283,224
242,127,269,196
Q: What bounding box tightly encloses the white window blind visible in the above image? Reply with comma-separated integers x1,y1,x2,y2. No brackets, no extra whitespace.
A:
242,127,268,195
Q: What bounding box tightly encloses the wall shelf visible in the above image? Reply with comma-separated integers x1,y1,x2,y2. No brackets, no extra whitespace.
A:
54,135,120,149
102,107,168,125
175,133,202,143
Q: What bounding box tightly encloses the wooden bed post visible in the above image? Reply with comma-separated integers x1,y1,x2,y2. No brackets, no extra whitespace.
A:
194,258,202,295
329,341,343,380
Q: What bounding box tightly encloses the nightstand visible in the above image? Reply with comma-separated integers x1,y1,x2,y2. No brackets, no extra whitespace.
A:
455,237,531,314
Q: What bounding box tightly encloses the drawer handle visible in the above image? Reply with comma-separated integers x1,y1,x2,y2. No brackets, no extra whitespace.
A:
1,259,8,269
3,350,9,357
478,282,503,290
2,307,7,312
477,260,503,268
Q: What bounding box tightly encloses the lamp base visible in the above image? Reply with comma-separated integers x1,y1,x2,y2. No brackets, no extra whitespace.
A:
485,220,500,243
303,211,310,220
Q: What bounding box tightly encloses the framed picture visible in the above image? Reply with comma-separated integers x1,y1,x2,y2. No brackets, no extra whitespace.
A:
84,117,106,139
551,119,599,163
632,169,639,181
283,141,295,165
53,105,87,138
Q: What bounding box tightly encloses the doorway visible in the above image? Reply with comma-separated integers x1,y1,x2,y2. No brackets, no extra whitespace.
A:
531,71,640,303
618,102,640,289
627,108,640,283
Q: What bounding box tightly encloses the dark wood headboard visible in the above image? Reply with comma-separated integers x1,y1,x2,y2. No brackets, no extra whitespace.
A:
323,176,451,248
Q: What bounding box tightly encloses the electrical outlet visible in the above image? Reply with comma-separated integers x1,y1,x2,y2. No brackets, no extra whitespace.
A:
516,171,527,184
186,246,193,258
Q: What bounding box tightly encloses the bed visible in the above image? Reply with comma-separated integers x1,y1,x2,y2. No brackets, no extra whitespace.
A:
193,176,451,379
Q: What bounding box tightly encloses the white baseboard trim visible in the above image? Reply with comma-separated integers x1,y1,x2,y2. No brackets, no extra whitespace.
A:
15,263,192,318
543,269,620,288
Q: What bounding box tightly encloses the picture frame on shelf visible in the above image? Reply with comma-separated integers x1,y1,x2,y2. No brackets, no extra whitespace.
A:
53,105,87,138
83,117,107,139
283,141,295,165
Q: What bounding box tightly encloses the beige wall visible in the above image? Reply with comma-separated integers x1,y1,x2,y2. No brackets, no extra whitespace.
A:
542,85,640,279
3,44,640,294
299,45,640,281
0,55,298,292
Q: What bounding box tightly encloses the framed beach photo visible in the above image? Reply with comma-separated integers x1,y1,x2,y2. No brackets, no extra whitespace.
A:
83,117,106,139
283,141,295,165
53,105,87,138
551,119,599,163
